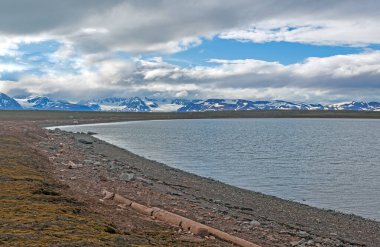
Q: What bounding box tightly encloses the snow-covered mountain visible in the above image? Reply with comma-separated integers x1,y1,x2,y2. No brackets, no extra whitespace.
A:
327,101,380,111
85,97,189,112
177,99,325,112
0,93,22,110
0,92,379,112
15,96,98,111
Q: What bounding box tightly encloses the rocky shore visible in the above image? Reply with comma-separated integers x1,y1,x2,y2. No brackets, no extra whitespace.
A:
1,114,379,246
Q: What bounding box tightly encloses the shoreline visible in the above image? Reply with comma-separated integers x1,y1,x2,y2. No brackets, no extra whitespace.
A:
1,111,380,246
44,122,379,246
49,118,380,222
90,129,379,221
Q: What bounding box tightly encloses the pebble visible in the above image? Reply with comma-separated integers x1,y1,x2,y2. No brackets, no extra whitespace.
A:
250,219,261,226
306,240,314,245
78,139,93,145
83,159,93,165
290,239,305,246
119,172,135,182
297,230,309,238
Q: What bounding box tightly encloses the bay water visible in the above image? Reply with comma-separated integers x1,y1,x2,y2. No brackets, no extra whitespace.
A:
53,118,380,221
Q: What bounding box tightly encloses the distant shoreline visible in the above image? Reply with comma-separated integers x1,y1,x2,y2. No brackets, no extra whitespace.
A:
1,110,380,126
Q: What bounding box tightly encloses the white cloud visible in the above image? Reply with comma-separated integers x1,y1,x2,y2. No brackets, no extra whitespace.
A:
1,1,380,102
1,51,380,103
0,63,27,73
219,19,380,46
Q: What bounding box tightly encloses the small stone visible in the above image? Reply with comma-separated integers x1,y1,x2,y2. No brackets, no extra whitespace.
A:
104,225,117,234
78,139,93,145
290,241,301,246
65,161,83,169
297,230,309,238
250,219,261,226
167,191,183,196
306,240,315,245
83,159,93,165
119,172,135,182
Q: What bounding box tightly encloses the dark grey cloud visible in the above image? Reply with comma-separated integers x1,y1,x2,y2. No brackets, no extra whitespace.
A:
0,0,122,34
1,0,380,53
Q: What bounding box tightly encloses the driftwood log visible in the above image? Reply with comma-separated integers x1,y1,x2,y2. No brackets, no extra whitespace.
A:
101,189,261,247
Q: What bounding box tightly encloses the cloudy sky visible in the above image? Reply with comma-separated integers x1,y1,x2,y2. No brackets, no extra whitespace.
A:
0,0,380,103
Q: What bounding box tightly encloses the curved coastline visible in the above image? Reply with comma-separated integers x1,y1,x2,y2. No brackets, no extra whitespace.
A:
47,120,380,247
50,119,380,221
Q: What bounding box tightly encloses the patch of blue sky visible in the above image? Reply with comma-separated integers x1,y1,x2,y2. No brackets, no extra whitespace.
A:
0,68,43,81
0,71,19,81
1,40,60,67
163,38,378,67
0,40,81,77
17,40,60,55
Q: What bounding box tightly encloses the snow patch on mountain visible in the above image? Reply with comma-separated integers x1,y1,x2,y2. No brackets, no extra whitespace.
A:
0,92,22,110
2,92,379,112
15,96,96,111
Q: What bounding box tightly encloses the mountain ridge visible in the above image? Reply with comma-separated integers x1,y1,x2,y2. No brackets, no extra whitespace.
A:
1,92,379,112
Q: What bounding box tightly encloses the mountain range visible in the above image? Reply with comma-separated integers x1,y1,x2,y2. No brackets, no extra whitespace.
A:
1,92,379,112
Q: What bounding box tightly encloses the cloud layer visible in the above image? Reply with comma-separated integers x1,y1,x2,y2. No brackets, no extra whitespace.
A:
0,0,380,102
2,51,380,103
2,1,380,54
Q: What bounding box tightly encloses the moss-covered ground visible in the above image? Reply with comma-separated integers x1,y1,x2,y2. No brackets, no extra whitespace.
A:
0,135,128,246
0,126,227,247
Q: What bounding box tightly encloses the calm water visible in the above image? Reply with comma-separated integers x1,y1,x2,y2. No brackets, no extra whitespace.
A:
54,118,380,221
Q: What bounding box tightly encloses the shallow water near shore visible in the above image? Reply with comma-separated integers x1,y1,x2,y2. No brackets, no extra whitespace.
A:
52,118,380,221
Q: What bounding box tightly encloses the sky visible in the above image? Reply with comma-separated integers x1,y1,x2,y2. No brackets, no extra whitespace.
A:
0,0,380,103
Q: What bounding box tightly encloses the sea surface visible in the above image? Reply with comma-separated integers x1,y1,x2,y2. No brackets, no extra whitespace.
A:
53,118,380,221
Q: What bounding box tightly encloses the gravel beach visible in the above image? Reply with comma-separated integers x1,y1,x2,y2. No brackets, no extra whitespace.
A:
46,127,380,247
